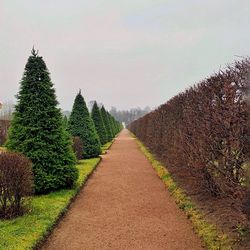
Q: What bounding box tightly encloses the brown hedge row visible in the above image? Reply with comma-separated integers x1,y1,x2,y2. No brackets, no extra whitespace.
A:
128,59,250,198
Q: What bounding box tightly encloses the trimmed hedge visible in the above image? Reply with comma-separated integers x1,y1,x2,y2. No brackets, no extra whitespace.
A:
128,59,249,198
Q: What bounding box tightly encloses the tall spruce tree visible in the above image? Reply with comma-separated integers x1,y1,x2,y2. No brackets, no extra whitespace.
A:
100,106,112,142
112,116,119,135
6,49,78,194
91,101,108,145
62,115,68,130
107,111,116,138
68,91,101,158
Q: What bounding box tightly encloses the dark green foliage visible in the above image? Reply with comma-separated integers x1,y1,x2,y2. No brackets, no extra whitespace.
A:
111,116,121,135
91,101,108,145
111,113,119,135
68,91,101,158
107,112,115,138
99,106,122,142
100,106,113,142
6,49,78,194
72,136,84,160
62,115,68,130
106,111,121,137
113,119,122,135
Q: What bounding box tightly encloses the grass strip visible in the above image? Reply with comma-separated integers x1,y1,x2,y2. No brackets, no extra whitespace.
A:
132,134,233,250
0,147,6,153
0,158,100,250
101,140,114,155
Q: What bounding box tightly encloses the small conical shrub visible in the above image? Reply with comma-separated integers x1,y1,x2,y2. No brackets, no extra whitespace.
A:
62,115,69,130
100,106,113,142
107,111,116,138
91,101,108,145
68,91,101,158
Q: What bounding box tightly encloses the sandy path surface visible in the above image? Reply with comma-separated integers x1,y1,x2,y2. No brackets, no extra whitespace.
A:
42,129,203,250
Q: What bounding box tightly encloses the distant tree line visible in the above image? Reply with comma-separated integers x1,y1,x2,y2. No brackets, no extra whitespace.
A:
63,104,151,126
0,101,14,120
109,106,151,126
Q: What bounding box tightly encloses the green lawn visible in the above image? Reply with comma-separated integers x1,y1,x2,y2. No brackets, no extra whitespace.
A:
0,158,100,250
0,147,6,153
101,141,113,154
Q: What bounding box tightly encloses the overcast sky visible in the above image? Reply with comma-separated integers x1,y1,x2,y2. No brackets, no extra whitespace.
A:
0,0,249,111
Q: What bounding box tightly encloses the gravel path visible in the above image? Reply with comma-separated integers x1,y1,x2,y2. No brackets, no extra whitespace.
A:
42,129,203,250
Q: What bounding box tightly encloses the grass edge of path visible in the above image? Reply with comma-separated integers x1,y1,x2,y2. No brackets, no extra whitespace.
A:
101,140,114,155
0,139,116,250
33,157,101,250
131,133,233,250
35,138,117,249
0,158,101,250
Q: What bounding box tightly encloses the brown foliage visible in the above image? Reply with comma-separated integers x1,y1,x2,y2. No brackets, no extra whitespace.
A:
0,119,10,145
0,152,33,219
72,136,84,160
128,59,250,199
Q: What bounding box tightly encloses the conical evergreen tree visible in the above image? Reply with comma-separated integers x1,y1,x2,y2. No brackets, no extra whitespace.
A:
91,101,108,145
109,114,121,135
62,115,68,130
6,49,78,194
111,116,118,135
116,120,122,133
107,111,116,137
68,91,101,158
100,106,112,142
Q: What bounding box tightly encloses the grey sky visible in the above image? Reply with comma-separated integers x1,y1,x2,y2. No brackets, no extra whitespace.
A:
1,0,250,111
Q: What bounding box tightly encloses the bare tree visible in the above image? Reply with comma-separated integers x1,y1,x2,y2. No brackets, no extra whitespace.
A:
0,101,14,120
110,106,151,125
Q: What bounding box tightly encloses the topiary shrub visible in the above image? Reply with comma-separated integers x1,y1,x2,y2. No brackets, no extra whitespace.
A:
91,101,108,145
72,136,84,160
100,106,113,142
5,49,78,193
0,152,33,219
68,91,101,158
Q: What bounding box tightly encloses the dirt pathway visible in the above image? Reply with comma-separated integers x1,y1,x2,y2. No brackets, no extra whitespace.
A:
42,129,203,250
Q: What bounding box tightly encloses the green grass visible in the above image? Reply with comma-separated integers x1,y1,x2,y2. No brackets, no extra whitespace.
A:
0,147,6,153
0,158,100,250
101,140,113,154
131,134,233,250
